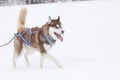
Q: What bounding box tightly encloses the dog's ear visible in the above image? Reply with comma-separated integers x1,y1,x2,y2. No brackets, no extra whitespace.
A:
48,16,52,24
58,16,60,21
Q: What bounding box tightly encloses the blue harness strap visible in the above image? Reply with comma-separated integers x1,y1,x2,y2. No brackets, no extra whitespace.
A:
40,28,55,47
0,28,54,47
17,28,40,46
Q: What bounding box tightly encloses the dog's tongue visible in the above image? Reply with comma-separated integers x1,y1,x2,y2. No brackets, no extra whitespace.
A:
57,34,63,41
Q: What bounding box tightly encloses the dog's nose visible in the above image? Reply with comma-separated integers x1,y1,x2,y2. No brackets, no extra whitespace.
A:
61,30,64,34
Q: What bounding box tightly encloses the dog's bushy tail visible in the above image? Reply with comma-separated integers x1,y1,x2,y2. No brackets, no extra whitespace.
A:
17,8,27,31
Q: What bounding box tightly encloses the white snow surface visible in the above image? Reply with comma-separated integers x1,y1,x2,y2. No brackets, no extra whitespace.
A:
0,1,120,80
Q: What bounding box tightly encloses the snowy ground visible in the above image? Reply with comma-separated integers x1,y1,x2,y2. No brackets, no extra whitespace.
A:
0,1,120,80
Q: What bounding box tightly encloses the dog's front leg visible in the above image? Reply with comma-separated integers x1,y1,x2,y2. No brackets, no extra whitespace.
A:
40,53,45,68
40,53,62,68
46,54,62,68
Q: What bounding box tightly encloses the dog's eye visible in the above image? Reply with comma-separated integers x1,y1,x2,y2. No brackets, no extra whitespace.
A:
55,26,59,29
60,23,63,28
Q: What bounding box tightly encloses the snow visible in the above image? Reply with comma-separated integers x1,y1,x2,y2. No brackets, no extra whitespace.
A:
0,1,120,80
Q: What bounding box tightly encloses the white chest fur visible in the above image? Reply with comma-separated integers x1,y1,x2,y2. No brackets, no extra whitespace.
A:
43,43,52,52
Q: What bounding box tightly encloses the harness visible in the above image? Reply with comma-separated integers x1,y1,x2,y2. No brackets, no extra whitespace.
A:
0,28,55,47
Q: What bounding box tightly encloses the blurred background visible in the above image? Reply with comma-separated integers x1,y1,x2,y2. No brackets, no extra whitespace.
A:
0,0,90,6
0,0,119,6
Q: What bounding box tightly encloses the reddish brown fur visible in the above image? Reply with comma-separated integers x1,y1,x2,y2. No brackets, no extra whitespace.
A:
14,21,61,56
13,8,63,68
14,26,48,56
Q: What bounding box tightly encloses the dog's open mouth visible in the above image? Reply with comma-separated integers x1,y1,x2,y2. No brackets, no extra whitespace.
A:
54,32,63,41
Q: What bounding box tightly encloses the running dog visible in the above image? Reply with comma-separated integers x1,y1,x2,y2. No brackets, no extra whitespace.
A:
13,8,64,68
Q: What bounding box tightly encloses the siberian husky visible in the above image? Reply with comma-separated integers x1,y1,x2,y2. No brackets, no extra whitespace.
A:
13,8,64,68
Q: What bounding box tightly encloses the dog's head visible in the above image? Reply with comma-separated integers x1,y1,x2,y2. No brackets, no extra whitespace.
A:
48,16,64,42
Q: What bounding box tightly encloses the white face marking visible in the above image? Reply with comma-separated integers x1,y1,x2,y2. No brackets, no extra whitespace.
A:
49,27,63,40
56,24,59,28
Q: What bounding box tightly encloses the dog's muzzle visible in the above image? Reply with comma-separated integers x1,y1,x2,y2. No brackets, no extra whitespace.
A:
61,30,64,34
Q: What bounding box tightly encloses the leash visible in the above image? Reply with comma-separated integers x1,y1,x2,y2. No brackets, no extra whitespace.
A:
0,29,39,47
0,28,54,47
0,33,16,47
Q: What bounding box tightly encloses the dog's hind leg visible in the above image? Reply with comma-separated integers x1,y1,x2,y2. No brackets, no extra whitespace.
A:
12,52,19,68
24,47,35,67
13,37,23,68
24,52,30,68
12,49,22,68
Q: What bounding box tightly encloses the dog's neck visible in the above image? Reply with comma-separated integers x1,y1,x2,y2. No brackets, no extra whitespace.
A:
42,23,56,44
